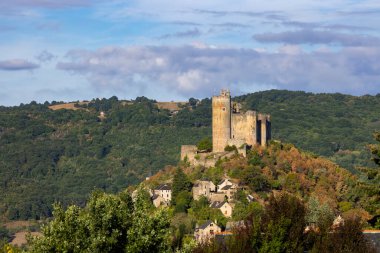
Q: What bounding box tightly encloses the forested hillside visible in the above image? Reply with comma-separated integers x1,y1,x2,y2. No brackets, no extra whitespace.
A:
6,142,379,253
0,90,379,220
236,90,380,170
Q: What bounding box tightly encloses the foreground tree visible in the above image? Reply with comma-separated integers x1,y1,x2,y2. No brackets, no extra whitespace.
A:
27,189,170,253
311,217,376,253
259,193,306,253
194,193,306,253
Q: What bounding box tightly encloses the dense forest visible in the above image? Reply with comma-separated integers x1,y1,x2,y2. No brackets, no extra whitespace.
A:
0,90,379,220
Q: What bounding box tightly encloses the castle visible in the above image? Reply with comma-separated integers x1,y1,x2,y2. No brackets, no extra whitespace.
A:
181,89,271,166
212,89,270,152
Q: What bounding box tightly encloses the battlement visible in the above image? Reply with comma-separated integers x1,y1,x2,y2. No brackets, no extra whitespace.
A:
219,89,230,97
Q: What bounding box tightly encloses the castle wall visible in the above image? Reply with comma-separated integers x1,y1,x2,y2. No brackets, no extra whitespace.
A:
231,111,257,146
258,114,271,146
181,145,197,161
212,91,231,152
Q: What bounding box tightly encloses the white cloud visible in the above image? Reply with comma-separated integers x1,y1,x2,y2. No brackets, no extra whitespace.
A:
56,45,380,98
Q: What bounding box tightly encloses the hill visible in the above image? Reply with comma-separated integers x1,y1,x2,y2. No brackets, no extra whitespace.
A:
146,142,379,219
6,142,378,252
0,90,379,220
236,90,380,170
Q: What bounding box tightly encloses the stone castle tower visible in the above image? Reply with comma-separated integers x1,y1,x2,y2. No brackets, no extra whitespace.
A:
212,89,271,152
212,89,232,152
180,89,271,166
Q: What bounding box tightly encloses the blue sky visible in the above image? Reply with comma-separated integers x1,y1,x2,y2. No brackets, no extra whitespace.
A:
1,0,380,105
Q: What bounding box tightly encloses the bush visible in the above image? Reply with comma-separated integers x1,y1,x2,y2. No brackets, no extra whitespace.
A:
197,137,212,152
224,145,237,152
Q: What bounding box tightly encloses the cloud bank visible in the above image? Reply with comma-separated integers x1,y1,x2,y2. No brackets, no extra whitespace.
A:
56,45,380,97
0,59,39,71
0,0,91,10
254,30,380,47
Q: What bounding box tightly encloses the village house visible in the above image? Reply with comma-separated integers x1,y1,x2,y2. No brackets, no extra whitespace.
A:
209,192,227,202
217,179,235,191
225,220,246,231
210,201,233,217
152,184,172,207
192,178,238,203
194,220,222,243
192,180,216,200
217,179,238,201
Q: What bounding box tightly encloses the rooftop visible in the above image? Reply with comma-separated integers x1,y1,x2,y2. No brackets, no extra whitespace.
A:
155,184,171,191
210,201,226,209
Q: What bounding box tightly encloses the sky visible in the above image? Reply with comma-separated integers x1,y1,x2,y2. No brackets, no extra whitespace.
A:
1,0,380,105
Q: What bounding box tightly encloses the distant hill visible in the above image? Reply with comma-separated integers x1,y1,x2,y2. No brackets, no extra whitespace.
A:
236,90,380,170
0,90,379,220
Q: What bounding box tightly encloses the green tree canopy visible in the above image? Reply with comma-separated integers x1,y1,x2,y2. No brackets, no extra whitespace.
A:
369,132,380,166
172,167,192,203
259,193,306,253
27,189,170,253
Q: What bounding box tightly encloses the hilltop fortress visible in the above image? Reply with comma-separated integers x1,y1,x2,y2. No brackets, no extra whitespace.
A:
212,89,271,151
181,89,271,166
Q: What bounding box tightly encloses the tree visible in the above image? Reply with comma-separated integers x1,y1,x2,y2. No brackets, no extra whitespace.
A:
260,193,306,253
172,167,192,203
27,189,170,253
0,226,11,242
369,132,380,166
174,191,192,213
188,98,198,107
311,217,376,253
126,189,171,253
305,196,334,231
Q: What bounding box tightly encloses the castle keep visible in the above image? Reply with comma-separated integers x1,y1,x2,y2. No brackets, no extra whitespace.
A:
181,89,271,166
212,89,271,152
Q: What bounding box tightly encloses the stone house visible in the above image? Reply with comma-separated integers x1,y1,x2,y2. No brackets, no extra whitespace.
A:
209,192,227,202
153,184,172,205
152,194,167,208
210,201,233,217
225,220,246,231
192,178,238,202
192,180,216,200
194,220,221,243
217,179,238,201
217,179,234,191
